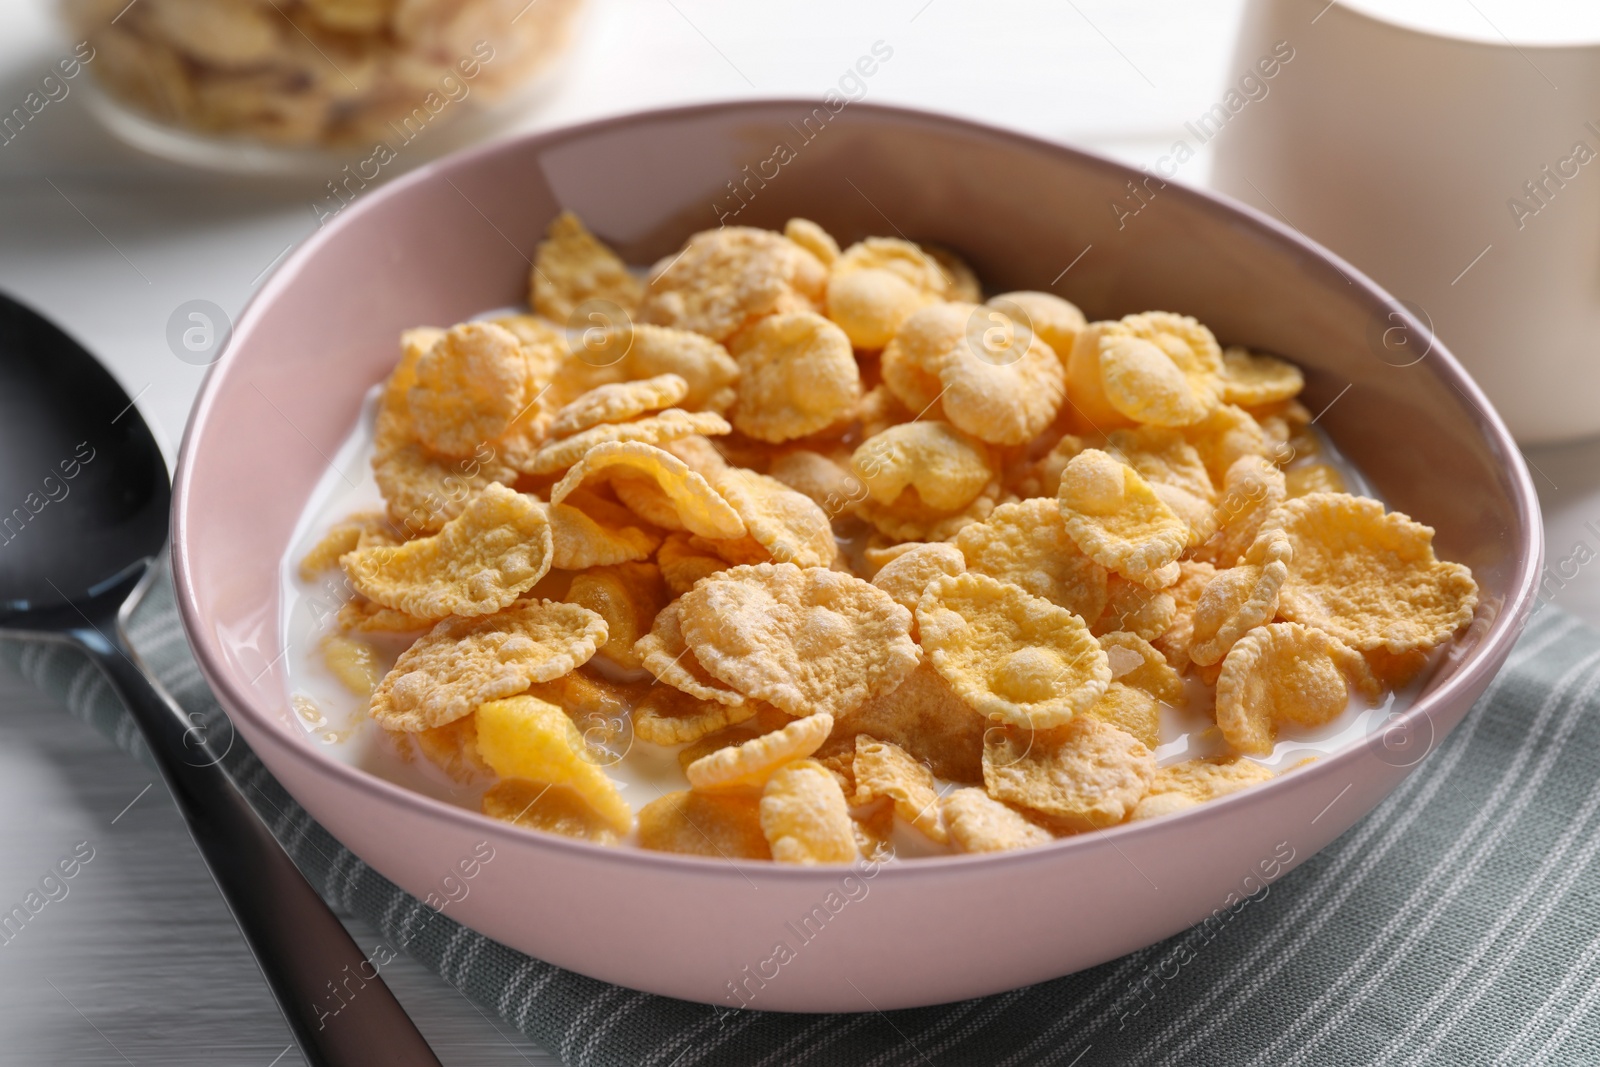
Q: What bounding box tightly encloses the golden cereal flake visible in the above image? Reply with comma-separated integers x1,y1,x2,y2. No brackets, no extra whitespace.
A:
633,684,760,745
657,531,731,595
678,564,920,719
955,498,1111,622
767,449,857,514
1130,757,1276,820
871,542,967,616
851,798,897,861
369,600,607,732
531,211,643,325
760,758,858,864
371,422,518,535
1099,333,1215,427
336,594,432,634
1195,454,1287,568
1064,321,1137,431
409,713,492,784
541,494,661,571
851,421,994,512
925,244,983,302
821,660,986,784
1270,493,1479,653
1084,632,1185,747
879,302,969,412
590,324,742,414
687,713,835,791
711,467,837,569
299,512,394,580
1286,462,1348,498
482,779,622,845
731,312,861,441
987,291,1086,365
525,666,645,725
857,382,915,440
550,441,745,540
1186,403,1272,486
835,238,953,296
1150,560,1218,669
637,790,771,859
1105,426,1215,504
342,483,552,619
1215,621,1381,755
1092,575,1177,642
1218,346,1304,407
1189,529,1292,667
640,226,827,343
932,307,1066,445
851,736,947,843
942,788,1055,853
564,562,668,671
524,409,733,475
916,572,1110,731
784,218,841,266
406,322,529,457
660,434,731,476
475,695,632,834
322,634,382,697
549,374,690,437
635,599,746,705
983,716,1155,832
826,268,937,351
1057,449,1188,589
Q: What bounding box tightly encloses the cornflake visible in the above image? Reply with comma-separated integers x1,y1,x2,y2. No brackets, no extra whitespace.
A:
476,695,632,834
406,322,529,457
687,713,834,791
760,758,858,864
851,421,994,512
983,716,1156,832
638,790,770,859
1215,621,1381,755
942,788,1055,853
1131,757,1276,821
955,498,1110,622
851,736,947,843
871,542,967,616
531,211,643,324
369,600,607,732
640,227,827,343
731,312,860,442
549,373,689,437
1058,449,1188,589
341,483,552,620
635,600,747,705
550,441,746,540
678,563,920,718
917,572,1110,731
711,467,837,569
1270,493,1479,652
564,562,668,671
633,685,759,745
1188,528,1292,667
821,660,985,783
483,780,623,845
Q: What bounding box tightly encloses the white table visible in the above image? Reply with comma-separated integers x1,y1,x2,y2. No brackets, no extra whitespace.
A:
0,1,1591,1062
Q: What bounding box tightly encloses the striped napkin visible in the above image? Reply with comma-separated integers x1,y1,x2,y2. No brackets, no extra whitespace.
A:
4,568,1597,1067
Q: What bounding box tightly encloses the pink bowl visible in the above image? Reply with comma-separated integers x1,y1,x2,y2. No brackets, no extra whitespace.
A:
172,100,1542,1012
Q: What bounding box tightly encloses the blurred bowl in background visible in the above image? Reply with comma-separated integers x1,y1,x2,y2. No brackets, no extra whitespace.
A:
59,0,586,173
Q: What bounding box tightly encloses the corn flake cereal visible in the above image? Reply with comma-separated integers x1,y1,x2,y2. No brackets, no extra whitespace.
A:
369,600,607,732
711,467,837,568
767,448,857,514
1131,757,1276,821
679,563,920,718
657,531,730,595
640,226,827,343
760,758,858,864
1092,575,1177,642
851,421,993,512
784,217,840,266
299,512,391,580
942,788,1055,853
871,542,967,616
638,789,771,859
1197,454,1287,567
851,736,947,843
1218,345,1304,406
483,779,622,845
336,594,432,634
550,441,745,539
565,562,668,671
983,716,1155,832
476,695,632,833
1286,462,1347,498
955,498,1110,622
526,409,732,475
932,307,1066,445
687,712,834,791
542,494,661,571
823,661,985,783
1270,493,1479,652
1188,530,1291,667
406,322,529,457
410,713,491,784
917,572,1110,731
633,684,759,745
635,599,747,705
549,373,689,437
342,483,552,619
1058,449,1188,589
322,634,382,697
532,211,643,325
732,312,861,441
1215,621,1380,755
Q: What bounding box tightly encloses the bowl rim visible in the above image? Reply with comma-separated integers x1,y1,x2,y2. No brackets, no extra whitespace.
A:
170,97,1545,881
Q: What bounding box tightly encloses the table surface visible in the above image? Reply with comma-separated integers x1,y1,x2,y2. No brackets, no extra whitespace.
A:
3,1,1596,1063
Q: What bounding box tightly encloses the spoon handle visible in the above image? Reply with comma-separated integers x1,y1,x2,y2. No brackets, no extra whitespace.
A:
73,624,444,1067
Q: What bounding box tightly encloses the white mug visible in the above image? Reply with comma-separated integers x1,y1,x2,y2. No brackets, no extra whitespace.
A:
1212,0,1600,444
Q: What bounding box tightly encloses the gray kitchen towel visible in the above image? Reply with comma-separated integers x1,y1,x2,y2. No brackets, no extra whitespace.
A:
4,570,1597,1067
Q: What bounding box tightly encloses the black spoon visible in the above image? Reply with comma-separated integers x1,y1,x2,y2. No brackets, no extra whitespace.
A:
0,292,442,1066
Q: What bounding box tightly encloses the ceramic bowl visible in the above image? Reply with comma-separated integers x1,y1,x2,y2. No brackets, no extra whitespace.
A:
172,100,1542,1012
